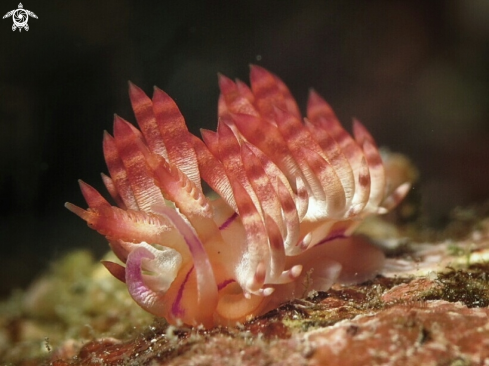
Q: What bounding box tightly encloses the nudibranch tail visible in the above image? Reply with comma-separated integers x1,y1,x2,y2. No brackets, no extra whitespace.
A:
67,65,411,328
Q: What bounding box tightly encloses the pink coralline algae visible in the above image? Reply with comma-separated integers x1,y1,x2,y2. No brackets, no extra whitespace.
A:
66,66,410,328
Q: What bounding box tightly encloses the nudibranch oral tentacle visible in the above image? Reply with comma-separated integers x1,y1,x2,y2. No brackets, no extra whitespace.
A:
66,65,411,328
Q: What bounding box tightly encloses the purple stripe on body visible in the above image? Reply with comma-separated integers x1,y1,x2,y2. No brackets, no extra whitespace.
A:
217,278,235,291
316,231,346,246
171,266,194,317
218,212,238,231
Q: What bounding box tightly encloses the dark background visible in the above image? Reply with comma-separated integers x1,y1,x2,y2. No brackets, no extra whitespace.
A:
1,0,488,297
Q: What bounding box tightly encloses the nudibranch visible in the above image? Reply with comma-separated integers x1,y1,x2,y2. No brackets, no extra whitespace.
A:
66,66,411,328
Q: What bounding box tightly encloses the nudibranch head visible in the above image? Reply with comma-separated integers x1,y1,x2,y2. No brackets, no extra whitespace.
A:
66,65,410,328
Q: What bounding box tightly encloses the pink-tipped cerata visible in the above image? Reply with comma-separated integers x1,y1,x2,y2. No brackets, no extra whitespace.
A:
67,65,411,328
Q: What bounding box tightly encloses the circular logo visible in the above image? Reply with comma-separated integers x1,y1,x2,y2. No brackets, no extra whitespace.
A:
12,8,28,28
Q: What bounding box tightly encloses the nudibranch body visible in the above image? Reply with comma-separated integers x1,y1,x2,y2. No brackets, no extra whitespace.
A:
66,66,410,328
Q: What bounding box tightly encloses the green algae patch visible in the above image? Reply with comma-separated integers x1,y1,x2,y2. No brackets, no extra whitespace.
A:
421,263,489,308
0,250,153,364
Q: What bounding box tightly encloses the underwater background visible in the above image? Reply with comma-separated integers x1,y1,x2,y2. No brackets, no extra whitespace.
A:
1,0,489,298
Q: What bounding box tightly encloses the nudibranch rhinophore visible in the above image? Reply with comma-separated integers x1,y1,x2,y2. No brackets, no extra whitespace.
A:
66,66,411,328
